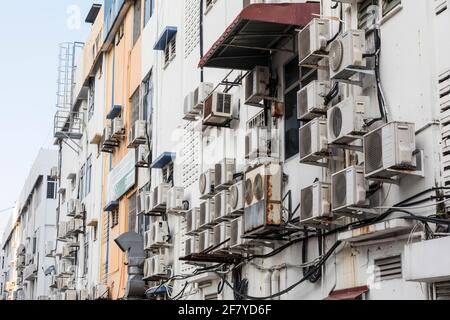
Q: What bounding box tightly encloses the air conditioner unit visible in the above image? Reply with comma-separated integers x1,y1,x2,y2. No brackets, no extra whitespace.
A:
228,180,244,216
245,127,269,160
184,237,200,256
229,217,246,251
199,199,215,230
78,289,89,301
143,255,167,279
364,122,417,179
128,120,147,148
64,290,78,301
332,166,369,213
300,182,331,226
145,221,170,250
203,92,233,126
199,230,214,252
298,18,330,66
244,163,283,235
214,158,236,191
58,221,67,239
62,244,76,259
212,222,231,252
167,187,185,214
299,118,329,163
57,277,71,291
214,188,243,223
297,80,331,120
329,29,367,81
136,144,150,168
50,166,59,179
68,199,83,217
74,201,85,219
150,183,170,213
193,82,214,110
327,96,369,145
67,218,84,235
144,191,153,214
183,92,197,121
244,66,270,105
185,207,200,235
137,191,147,215
112,117,125,139
199,169,215,199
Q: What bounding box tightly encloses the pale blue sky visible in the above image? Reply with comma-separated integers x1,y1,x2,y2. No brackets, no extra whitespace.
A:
0,1,95,237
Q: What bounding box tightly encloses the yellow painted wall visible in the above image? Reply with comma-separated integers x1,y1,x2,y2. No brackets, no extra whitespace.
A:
99,0,143,300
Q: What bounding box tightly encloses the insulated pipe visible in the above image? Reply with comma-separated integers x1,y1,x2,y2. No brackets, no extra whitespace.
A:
263,271,272,298
271,270,280,301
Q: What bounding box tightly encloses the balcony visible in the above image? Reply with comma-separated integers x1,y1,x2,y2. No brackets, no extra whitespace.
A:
54,110,84,140
199,3,319,70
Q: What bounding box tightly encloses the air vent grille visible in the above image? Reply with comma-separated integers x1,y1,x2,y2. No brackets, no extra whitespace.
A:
365,129,384,174
301,186,313,220
434,281,450,300
374,255,402,282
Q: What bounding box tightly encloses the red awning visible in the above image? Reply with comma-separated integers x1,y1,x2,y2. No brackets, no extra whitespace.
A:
198,3,320,70
325,286,369,300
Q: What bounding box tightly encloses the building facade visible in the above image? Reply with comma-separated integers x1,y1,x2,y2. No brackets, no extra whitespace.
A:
0,149,58,300
3,0,450,300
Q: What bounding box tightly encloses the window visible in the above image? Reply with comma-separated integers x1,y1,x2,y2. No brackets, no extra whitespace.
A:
144,0,154,26
142,73,153,122
83,235,89,275
128,194,137,232
131,89,140,126
284,57,317,160
46,176,57,199
88,79,95,120
133,0,142,46
85,156,93,196
111,210,119,229
164,37,176,67
79,164,86,200
382,0,401,16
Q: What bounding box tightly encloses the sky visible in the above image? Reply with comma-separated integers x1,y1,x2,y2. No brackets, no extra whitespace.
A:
0,1,95,239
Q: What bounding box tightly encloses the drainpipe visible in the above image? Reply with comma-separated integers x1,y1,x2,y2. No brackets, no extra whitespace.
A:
271,270,280,301
200,0,204,82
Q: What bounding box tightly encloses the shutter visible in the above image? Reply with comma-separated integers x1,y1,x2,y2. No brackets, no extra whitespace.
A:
182,122,201,189
439,70,450,188
434,281,450,300
374,255,402,281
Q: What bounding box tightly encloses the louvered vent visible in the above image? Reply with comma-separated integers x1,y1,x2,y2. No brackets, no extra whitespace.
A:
358,0,379,31
181,216,196,274
247,110,266,129
301,186,313,220
184,0,200,58
439,70,450,187
299,124,312,158
374,255,402,281
435,0,448,15
182,122,201,188
332,171,347,209
434,281,450,300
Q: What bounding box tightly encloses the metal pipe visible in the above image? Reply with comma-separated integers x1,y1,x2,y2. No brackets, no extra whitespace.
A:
350,232,424,247
271,270,280,301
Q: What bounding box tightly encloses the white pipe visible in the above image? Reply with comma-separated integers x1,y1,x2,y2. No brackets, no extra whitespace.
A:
263,271,272,298
271,270,280,301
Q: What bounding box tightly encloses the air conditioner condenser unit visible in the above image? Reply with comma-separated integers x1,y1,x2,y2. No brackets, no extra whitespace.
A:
149,183,170,213
199,169,215,199
327,96,369,145
214,158,236,191
244,66,270,105
329,29,367,81
128,120,147,148
185,207,200,236
243,163,283,235
212,222,231,253
166,187,186,214
364,122,417,180
300,182,331,227
203,92,233,126
299,118,329,163
332,166,369,214
298,18,330,66
297,80,331,120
